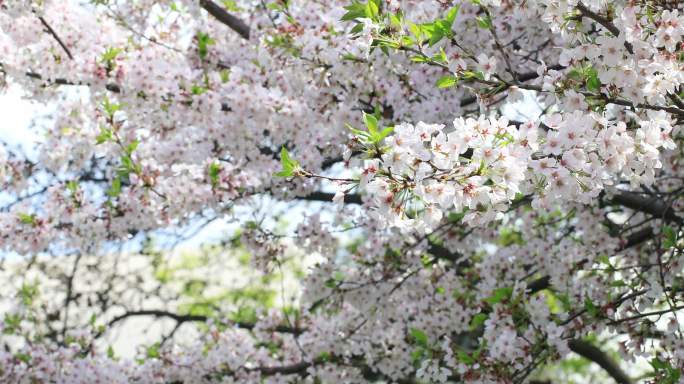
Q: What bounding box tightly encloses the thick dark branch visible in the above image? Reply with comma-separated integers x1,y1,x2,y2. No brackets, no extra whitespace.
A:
25,71,121,93
528,191,681,294
38,16,74,60
252,356,419,383
527,276,551,294
568,339,633,384
199,0,250,40
575,3,620,37
622,227,655,249
256,361,311,375
298,191,363,205
527,225,655,294
611,191,683,224
427,242,460,262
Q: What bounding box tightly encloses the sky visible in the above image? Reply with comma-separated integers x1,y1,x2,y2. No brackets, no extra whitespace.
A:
0,84,42,154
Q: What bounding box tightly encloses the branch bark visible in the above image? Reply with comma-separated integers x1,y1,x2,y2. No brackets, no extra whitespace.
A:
299,191,362,205
575,2,633,54
199,0,250,40
106,309,302,334
38,16,74,60
568,339,633,384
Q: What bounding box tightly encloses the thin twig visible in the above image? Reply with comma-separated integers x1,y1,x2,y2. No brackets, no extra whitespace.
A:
38,16,74,60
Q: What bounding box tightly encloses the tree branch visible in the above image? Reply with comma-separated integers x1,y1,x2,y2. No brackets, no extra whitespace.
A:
106,309,302,334
199,0,250,40
108,309,207,327
38,16,74,60
298,191,362,205
611,191,683,224
568,339,633,384
575,2,633,54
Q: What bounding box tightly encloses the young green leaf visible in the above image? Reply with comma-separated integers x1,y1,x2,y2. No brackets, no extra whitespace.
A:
457,350,476,365
470,313,488,330
362,112,379,136
586,68,601,92
107,177,122,198
17,213,36,226
484,287,512,305
436,74,458,89
197,32,215,60
444,6,460,30
476,15,492,29
208,162,221,187
663,225,677,249
275,147,300,177
583,296,600,317
410,328,429,347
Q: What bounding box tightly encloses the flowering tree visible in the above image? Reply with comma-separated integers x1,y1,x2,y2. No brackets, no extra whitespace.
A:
1,0,684,382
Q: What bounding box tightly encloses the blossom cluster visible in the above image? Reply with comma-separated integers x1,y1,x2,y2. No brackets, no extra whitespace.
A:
0,0,683,383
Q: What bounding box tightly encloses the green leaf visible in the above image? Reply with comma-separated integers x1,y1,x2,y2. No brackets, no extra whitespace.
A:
436,74,458,89
428,28,445,46
586,68,601,93
220,69,231,83
596,254,611,266
221,0,240,11
197,32,215,60
107,345,115,359
125,140,139,155
95,128,112,144
101,47,123,64
66,180,79,193
146,343,160,359
350,114,392,145
274,147,300,177
209,162,221,187
462,70,485,80
341,2,366,21
476,15,492,29
377,126,394,141
411,348,425,365
457,350,475,365
444,6,460,29
470,313,487,330
17,213,36,226
447,210,466,223
317,351,331,362
107,177,121,198
365,0,379,19
567,68,583,81
583,296,600,317
408,22,422,40
101,97,122,118
15,353,31,363
650,357,681,384
389,12,402,28
349,23,364,35
484,287,512,305
663,225,677,249
191,84,207,95
410,328,429,347
362,112,378,136
19,282,38,306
